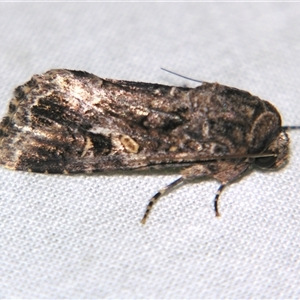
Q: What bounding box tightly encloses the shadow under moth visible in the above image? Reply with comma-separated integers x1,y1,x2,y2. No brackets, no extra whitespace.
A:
0,69,298,224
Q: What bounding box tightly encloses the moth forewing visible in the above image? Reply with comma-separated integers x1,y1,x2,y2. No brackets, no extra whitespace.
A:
0,69,295,224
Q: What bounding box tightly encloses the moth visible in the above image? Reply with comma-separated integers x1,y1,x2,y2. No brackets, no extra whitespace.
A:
0,69,297,224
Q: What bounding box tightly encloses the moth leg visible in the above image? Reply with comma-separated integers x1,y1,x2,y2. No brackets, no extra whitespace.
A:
141,164,212,224
214,184,226,217
141,162,249,224
141,177,184,224
181,162,250,218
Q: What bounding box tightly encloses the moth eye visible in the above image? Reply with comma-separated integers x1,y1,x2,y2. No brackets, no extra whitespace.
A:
255,156,277,169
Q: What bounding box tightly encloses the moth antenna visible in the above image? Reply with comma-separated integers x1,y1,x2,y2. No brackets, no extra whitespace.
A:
214,184,226,217
282,126,300,130
161,67,203,84
141,177,184,225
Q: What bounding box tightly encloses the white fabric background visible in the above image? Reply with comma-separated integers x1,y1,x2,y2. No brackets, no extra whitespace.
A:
0,3,300,298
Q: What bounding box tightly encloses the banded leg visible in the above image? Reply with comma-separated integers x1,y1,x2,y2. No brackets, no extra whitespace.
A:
141,164,212,224
141,161,250,224
214,184,226,217
141,177,184,224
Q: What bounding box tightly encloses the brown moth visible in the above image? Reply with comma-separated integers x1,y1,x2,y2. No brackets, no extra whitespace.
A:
0,69,297,224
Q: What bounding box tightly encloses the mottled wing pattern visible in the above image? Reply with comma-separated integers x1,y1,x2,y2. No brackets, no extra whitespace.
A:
0,69,292,222
0,69,284,174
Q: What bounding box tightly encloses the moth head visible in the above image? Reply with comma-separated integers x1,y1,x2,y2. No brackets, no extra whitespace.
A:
254,130,289,169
